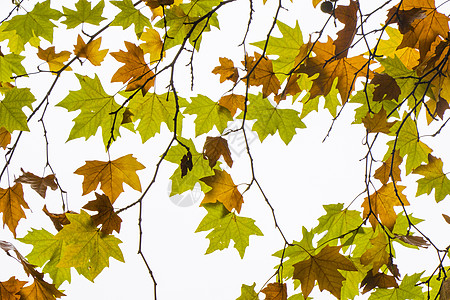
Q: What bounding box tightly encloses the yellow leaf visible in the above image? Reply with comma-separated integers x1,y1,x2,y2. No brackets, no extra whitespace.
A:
244,52,281,98
218,94,245,116
212,57,239,83
200,170,243,213
360,232,390,273
37,46,72,72
140,27,164,63
73,35,108,66
74,154,145,203
18,278,65,300
0,126,11,149
0,183,29,238
374,150,403,184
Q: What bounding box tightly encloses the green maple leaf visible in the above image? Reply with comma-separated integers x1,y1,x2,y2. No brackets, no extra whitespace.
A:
324,78,341,118
195,202,263,258
55,210,124,282
19,228,70,288
236,283,258,300
369,273,424,299
0,53,26,82
62,0,106,29
56,74,123,147
0,23,25,54
5,0,62,47
241,93,305,144
413,155,450,202
313,203,362,246
111,0,151,36
0,88,35,132
125,91,188,142
165,138,215,195
385,114,432,174
183,94,232,136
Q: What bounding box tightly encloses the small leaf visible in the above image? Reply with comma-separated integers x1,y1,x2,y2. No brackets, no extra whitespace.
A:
83,193,122,234
180,151,193,178
73,35,108,66
443,213,450,224
360,232,390,273
236,283,258,300
203,136,233,168
37,46,72,72
413,154,450,202
371,73,401,102
374,150,402,184
362,108,396,134
243,53,280,98
394,234,429,248
0,183,29,238
0,127,11,149
262,282,288,300
361,270,398,294
201,170,243,213
42,205,71,232
15,168,57,198
334,0,358,59
212,57,239,83
140,27,164,63
218,94,245,116
62,0,106,28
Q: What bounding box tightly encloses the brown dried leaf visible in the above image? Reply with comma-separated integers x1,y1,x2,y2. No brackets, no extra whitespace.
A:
243,53,281,98
200,170,243,213
83,193,122,234
180,151,193,178
443,213,450,224
203,136,233,168
361,270,398,294
371,73,401,102
261,282,287,300
394,234,429,248
145,0,174,9
275,74,301,103
387,8,427,34
334,0,358,59
73,35,108,66
362,108,396,134
15,169,57,198
42,205,71,232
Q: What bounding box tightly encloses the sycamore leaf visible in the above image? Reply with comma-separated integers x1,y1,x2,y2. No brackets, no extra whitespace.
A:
0,276,26,300
200,170,243,213
73,35,108,66
74,154,145,203
361,271,398,294
394,234,429,248
371,73,401,102
15,169,57,198
42,205,71,232
82,193,122,234
236,283,258,300
334,0,358,59
376,27,420,69
374,150,403,184
18,278,65,300
183,94,233,136
203,136,233,168
19,228,70,288
62,0,106,29
0,127,11,149
111,0,151,36
37,46,71,72
360,232,390,273
413,154,450,202
0,183,29,238
362,108,396,134
292,245,357,299
0,88,35,132
242,93,305,144
244,53,281,98
140,27,164,63
110,41,154,95
362,183,409,230
367,272,423,299
218,94,245,116
56,74,122,146
212,57,239,83
275,74,302,103
387,8,427,34
55,211,124,281
262,282,288,300
195,202,263,258
0,53,26,82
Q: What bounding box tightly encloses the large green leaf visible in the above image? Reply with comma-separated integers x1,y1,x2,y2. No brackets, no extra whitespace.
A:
111,0,151,36
0,53,26,82
0,88,35,132
62,0,106,29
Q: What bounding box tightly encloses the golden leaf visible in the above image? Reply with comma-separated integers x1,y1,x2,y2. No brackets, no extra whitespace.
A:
212,57,239,83
200,170,243,213
37,46,72,72
73,35,108,66
0,183,29,238
218,94,245,116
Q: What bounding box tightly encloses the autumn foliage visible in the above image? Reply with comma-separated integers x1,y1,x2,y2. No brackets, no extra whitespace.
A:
2,0,450,299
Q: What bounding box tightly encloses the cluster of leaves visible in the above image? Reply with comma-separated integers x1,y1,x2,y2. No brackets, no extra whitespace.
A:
1,0,450,299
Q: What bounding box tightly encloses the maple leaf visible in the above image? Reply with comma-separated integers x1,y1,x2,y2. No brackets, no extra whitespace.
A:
293,245,357,299
387,8,427,34
0,53,26,83
195,202,263,258
18,278,65,300
334,0,358,59
374,150,403,184
244,53,281,98
262,282,287,300
236,283,258,300
55,211,124,281
37,46,71,72
200,169,243,213
0,88,35,133
242,93,305,144
0,127,11,149
360,270,398,294
15,169,57,198
74,154,145,203
42,205,71,232
368,272,423,299
83,193,122,234
361,183,409,230
183,94,233,136
203,136,233,168
19,228,70,288
275,74,302,103
73,35,108,66
110,41,154,95
360,232,390,273
377,27,420,70
413,154,450,202
394,234,429,248
371,73,401,102
110,0,151,36
212,57,239,83
0,276,26,300
218,94,245,116
139,27,164,63
0,183,29,238
62,0,106,29
362,108,396,134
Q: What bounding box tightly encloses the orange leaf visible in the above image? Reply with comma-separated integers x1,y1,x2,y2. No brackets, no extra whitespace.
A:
0,276,26,300
0,127,11,149
261,282,287,300
83,193,122,234
244,52,281,98
360,270,398,294
0,183,29,238
293,245,357,299
362,108,396,134
374,150,403,184
74,154,145,203
275,74,301,103
110,41,155,95
203,136,233,168
218,94,245,116
42,205,72,232
371,73,401,102
361,183,409,230
37,46,72,72
200,170,243,213
18,278,65,300
334,0,358,59
212,57,239,83
15,169,57,198
73,35,108,66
